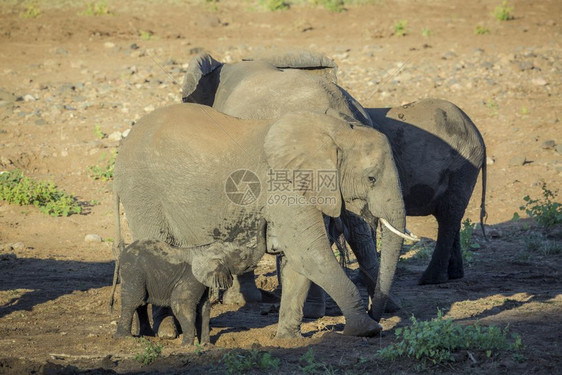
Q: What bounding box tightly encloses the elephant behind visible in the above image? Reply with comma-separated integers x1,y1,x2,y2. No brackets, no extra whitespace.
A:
367,98,487,284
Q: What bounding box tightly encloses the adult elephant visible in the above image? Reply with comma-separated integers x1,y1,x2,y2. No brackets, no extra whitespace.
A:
113,103,407,338
181,49,412,319
367,98,487,284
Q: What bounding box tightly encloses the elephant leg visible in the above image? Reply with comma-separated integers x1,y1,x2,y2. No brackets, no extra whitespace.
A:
276,257,311,338
136,304,155,337
196,290,211,345
303,283,326,319
153,306,180,339
171,302,196,346
171,284,204,346
421,165,476,285
448,229,464,279
222,271,262,305
419,216,459,284
115,282,143,338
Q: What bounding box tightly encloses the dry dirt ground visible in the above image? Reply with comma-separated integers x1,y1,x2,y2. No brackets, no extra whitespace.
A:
0,0,561,374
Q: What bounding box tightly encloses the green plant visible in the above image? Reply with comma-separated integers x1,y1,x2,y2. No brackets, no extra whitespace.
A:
521,106,529,115
84,1,112,16
259,0,289,11
394,20,408,36
474,25,490,35
94,124,106,139
221,349,280,374
88,150,117,181
140,30,154,41
313,0,345,12
493,1,514,21
376,309,522,366
0,170,82,217
421,27,430,37
486,99,499,116
21,3,41,18
300,348,335,374
524,233,562,256
520,184,562,228
460,218,480,264
134,338,162,366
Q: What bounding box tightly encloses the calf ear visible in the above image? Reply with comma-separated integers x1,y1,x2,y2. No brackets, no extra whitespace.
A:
192,258,233,290
181,52,222,105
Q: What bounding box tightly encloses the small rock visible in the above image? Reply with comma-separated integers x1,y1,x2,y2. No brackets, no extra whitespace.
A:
531,78,547,86
108,131,122,141
104,42,116,49
122,128,131,138
23,94,36,102
11,242,25,250
509,155,527,166
85,234,103,243
541,140,556,149
486,157,495,165
518,61,534,71
144,104,155,113
488,228,502,239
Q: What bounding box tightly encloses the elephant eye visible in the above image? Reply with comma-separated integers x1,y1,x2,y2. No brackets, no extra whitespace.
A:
368,176,377,186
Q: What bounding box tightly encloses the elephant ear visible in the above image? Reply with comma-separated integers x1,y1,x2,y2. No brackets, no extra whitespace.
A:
243,48,338,83
192,256,233,290
264,111,346,217
181,52,223,105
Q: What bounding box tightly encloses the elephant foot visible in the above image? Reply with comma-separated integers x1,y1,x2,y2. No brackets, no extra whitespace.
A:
275,326,303,339
343,315,382,337
157,315,179,339
418,269,449,285
222,273,262,305
448,264,464,280
303,300,326,319
114,329,131,339
448,269,464,280
139,326,156,337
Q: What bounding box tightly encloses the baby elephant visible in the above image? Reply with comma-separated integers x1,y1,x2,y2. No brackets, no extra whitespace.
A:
110,218,267,345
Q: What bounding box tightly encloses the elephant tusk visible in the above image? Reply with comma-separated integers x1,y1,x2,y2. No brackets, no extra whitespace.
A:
379,218,420,242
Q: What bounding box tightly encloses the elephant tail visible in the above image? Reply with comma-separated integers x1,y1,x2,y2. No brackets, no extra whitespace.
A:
109,193,125,313
479,146,488,240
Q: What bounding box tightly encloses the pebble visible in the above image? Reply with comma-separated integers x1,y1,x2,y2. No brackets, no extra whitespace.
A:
122,128,131,138
11,242,25,250
486,157,495,165
23,94,37,102
84,234,103,243
531,78,547,86
107,131,122,141
104,42,116,49
509,155,527,166
541,140,555,149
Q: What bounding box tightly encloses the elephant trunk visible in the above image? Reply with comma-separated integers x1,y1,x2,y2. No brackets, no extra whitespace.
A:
365,195,406,322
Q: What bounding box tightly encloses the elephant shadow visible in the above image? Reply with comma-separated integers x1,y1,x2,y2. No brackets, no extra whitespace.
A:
0,254,113,318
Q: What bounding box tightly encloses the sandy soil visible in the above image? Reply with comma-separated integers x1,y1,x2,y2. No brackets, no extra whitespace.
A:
0,0,561,373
